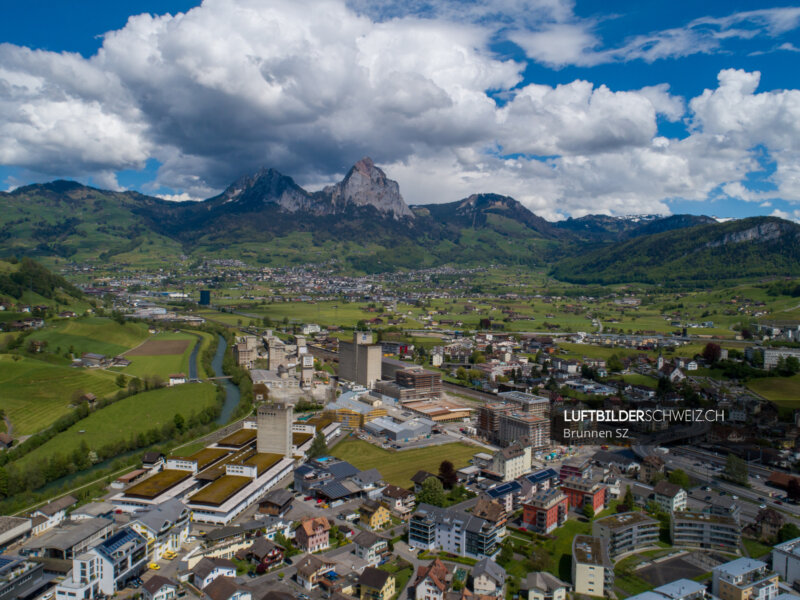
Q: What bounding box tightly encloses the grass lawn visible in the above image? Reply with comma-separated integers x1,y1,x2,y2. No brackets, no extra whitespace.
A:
331,438,477,488
11,383,218,469
743,537,774,559
0,355,120,435
746,375,800,411
28,317,150,357
121,331,197,379
615,373,659,389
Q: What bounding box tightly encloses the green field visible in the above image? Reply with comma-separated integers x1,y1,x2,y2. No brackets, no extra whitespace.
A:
120,331,197,379
746,375,800,409
0,355,120,435
331,438,477,488
28,317,150,357
12,383,218,469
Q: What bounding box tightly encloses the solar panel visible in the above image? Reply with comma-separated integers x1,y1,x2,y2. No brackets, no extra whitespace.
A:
0,557,14,570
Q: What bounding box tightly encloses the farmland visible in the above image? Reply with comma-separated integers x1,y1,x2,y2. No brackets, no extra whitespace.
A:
331,437,477,488
0,355,120,435
11,383,218,470
120,331,197,379
28,317,150,357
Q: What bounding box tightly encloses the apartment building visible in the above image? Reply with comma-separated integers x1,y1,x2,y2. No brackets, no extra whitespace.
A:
561,476,607,512
772,535,800,585
522,489,568,534
654,480,687,512
671,512,740,552
712,558,779,600
408,504,500,559
572,535,614,597
592,512,659,557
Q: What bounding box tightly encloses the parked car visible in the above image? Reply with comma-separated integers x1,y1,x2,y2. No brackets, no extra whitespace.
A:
149,563,160,570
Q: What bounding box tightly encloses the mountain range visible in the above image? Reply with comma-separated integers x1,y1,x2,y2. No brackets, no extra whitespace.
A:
1,157,799,285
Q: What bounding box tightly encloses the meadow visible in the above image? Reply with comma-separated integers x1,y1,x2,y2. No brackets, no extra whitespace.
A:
28,317,150,357
746,375,800,410
331,437,477,488
0,355,120,435
120,331,198,379
12,383,218,469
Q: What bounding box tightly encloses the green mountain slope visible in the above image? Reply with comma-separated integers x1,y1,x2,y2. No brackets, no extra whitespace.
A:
551,217,800,284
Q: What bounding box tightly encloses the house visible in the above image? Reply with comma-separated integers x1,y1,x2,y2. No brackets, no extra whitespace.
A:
360,499,390,531
754,507,784,541
235,537,284,572
653,481,687,513
192,557,237,589
258,489,294,517
142,452,166,470
295,554,336,590
30,494,77,535
142,575,178,600
381,485,415,521
472,497,507,537
129,498,190,560
168,373,187,386
411,470,439,493
352,530,388,567
359,567,395,600
202,576,251,600
413,558,452,600
521,572,569,600
471,556,506,597
296,517,331,553
639,455,665,483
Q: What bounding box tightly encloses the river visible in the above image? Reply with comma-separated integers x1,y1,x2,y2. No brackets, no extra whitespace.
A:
208,334,240,424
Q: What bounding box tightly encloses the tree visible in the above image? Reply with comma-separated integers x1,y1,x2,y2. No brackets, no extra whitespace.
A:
702,342,722,365
623,485,634,510
607,354,624,372
668,469,690,489
788,478,800,502
115,373,127,388
308,432,328,459
438,461,458,489
469,351,485,365
779,523,800,542
582,503,595,519
723,453,749,485
456,367,468,381
173,413,185,433
417,476,447,507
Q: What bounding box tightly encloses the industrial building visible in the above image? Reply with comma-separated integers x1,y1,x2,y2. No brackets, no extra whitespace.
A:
363,416,434,441
375,366,442,402
339,332,382,387
325,391,387,429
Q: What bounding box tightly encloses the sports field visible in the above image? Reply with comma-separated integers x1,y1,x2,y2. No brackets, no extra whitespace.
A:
12,383,218,469
331,437,477,488
0,355,120,435
121,331,197,378
28,317,150,357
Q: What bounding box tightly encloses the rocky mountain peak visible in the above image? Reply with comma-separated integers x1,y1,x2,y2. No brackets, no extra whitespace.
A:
324,156,414,219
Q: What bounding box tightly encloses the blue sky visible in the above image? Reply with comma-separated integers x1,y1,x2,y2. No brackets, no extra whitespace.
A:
1,0,800,220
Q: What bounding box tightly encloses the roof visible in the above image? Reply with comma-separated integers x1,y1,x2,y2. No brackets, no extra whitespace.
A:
486,480,522,499
411,470,437,484
355,468,383,485
142,451,164,464
204,576,247,600
22,517,111,552
131,498,187,533
320,480,360,500
296,553,334,578
472,497,505,523
299,517,330,538
414,558,450,592
472,557,506,585
247,537,283,559
572,535,612,568
0,516,31,535
352,530,384,548
653,480,683,498
524,468,559,484
523,571,568,593
594,511,658,531
359,566,392,589
712,557,768,577
327,461,359,480
382,484,413,499
193,557,236,581
35,494,77,516
261,488,294,507
143,575,176,595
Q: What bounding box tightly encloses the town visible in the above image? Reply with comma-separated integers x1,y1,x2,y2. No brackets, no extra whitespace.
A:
2,260,800,600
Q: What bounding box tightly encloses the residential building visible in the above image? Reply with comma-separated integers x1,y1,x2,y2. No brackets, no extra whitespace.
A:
0,555,47,600
258,488,294,517
497,412,550,450
376,366,442,402
491,441,532,482
142,575,178,600
235,537,284,571
772,536,800,585
522,489,568,534
671,512,740,552
561,477,606,513
296,517,331,553
413,558,452,600
521,572,569,600
359,567,395,600
381,485,415,521
572,535,614,598
54,527,148,600
754,508,784,542
592,512,659,557
128,498,190,560
360,499,391,531
712,558,778,600
410,471,439,494
352,530,388,567
704,496,742,524
339,332,382,388
498,391,550,417
625,579,710,600
559,457,591,482
654,480,687,512
192,557,237,589
408,504,500,559
639,455,665,483
295,554,336,590
29,494,77,535
202,576,251,600
472,556,506,597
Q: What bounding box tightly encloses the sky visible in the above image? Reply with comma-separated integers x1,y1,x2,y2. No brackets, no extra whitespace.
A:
1,1,800,221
